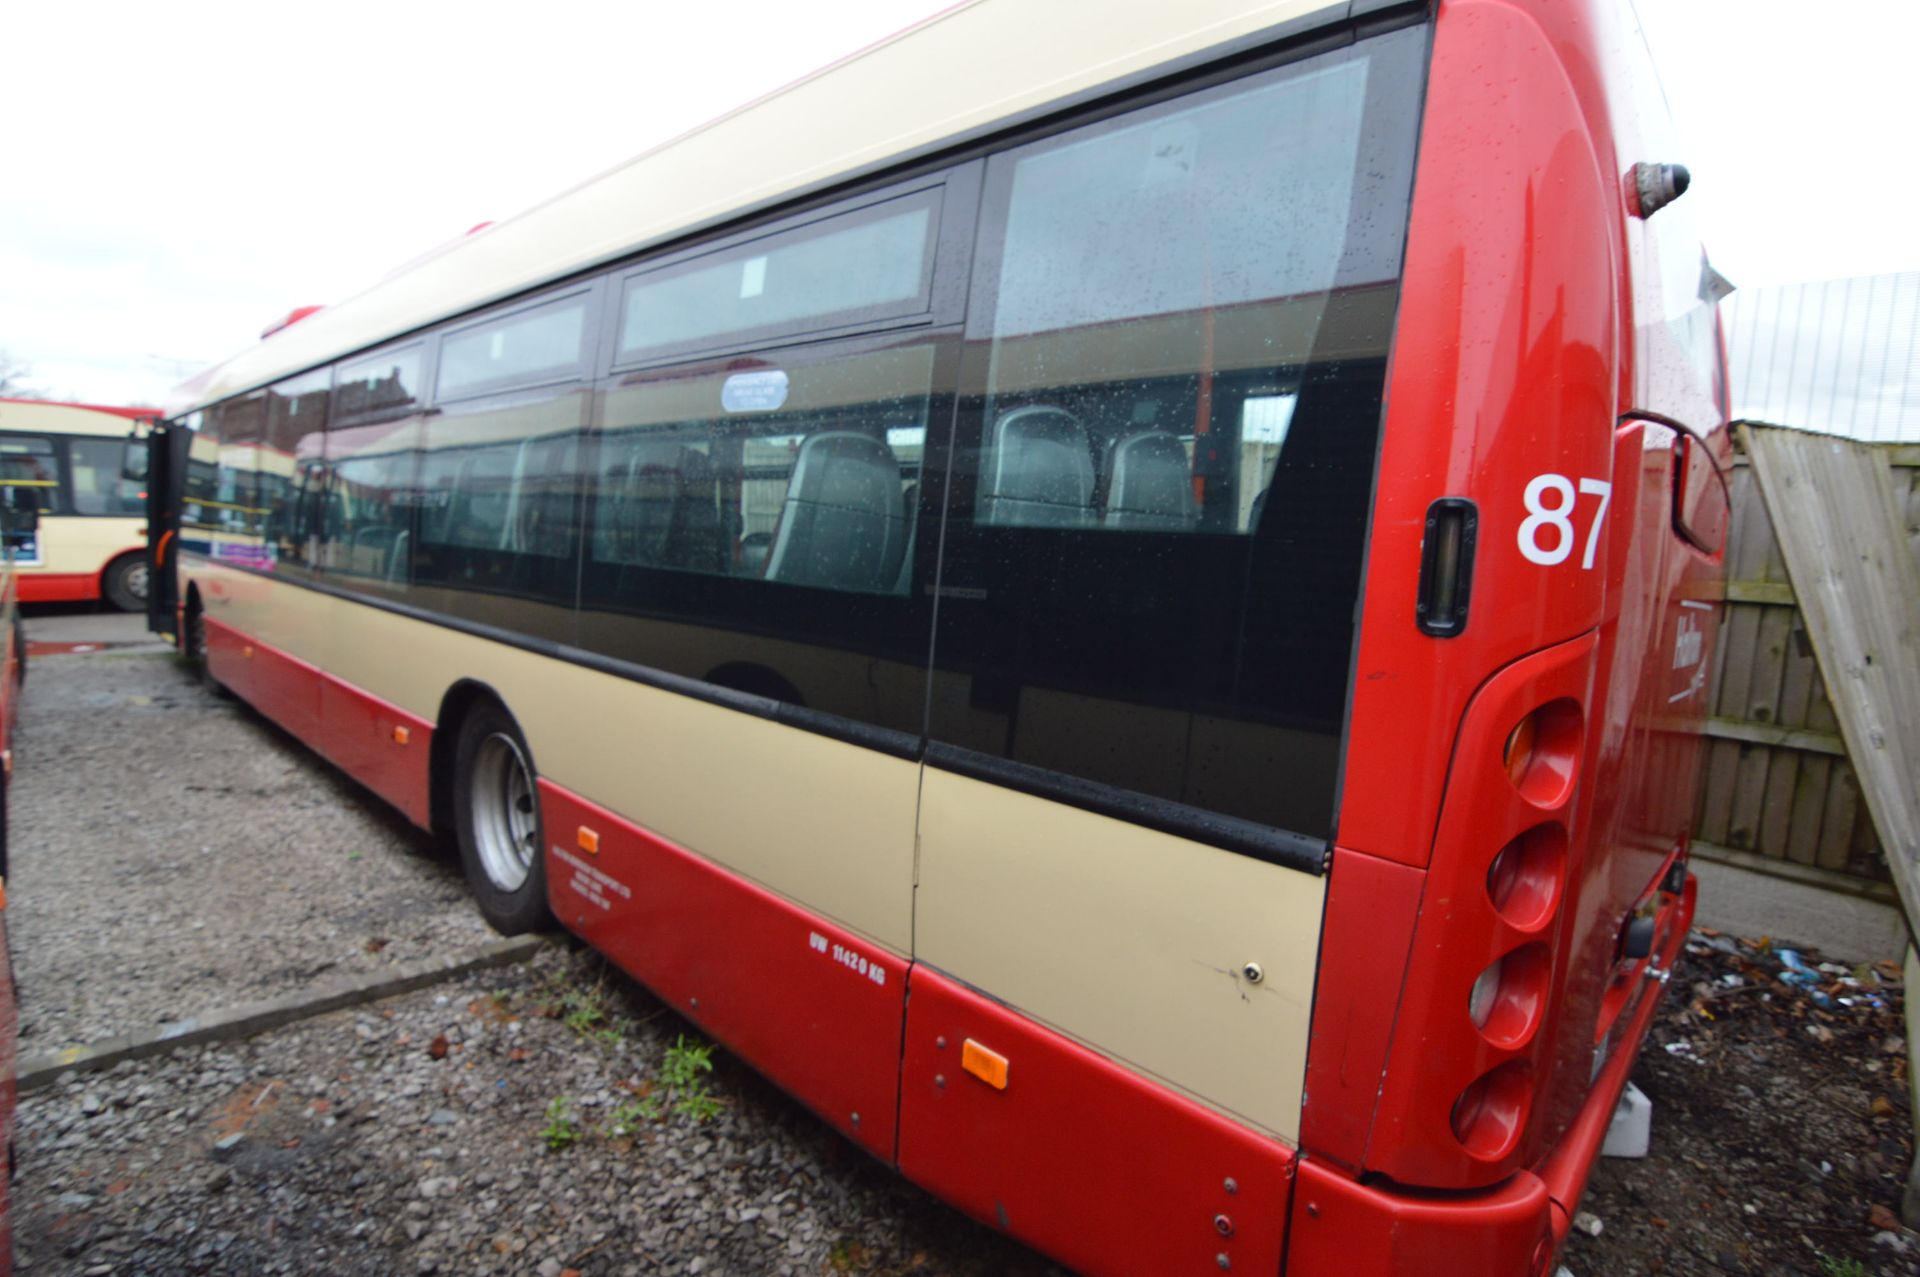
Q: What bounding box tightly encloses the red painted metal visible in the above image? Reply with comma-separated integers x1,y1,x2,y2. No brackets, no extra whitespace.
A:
1299,847,1424,1170
201,617,432,825
1340,0,1624,871
539,782,904,1162
1285,1156,1553,1276
1538,873,1694,1241
1363,632,1600,1188
203,615,321,742
17,573,103,604
898,965,1294,1277
316,677,434,828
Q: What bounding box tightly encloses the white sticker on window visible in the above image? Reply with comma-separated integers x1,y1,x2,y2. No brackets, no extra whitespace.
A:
739,255,768,299
721,369,789,413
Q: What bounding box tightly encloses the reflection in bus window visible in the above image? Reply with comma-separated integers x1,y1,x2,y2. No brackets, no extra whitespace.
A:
438,296,588,399
619,192,939,362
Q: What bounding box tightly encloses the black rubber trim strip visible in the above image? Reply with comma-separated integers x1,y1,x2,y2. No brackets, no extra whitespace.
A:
924,742,1329,877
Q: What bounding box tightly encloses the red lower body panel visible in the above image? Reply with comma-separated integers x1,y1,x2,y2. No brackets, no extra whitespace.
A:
539,782,903,1161
18,573,100,604
1300,846,1425,1169
316,677,432,828
1286,1158,1553,1276
203,617,431,828
898,966,1295,1277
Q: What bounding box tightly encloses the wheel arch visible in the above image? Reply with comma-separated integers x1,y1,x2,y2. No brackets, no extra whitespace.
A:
429,677,518,839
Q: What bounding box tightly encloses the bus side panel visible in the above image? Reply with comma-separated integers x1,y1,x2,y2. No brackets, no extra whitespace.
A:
11,517,144,604
898,965,1294,1277
539,781,902,1161
202,614,321,743
316,677,434,830
17,573,102,604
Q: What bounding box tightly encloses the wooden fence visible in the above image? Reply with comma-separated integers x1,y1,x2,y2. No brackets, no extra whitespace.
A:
1692,441,1920,892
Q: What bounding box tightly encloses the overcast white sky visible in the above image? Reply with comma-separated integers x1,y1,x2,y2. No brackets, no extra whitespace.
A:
3,0,1916,408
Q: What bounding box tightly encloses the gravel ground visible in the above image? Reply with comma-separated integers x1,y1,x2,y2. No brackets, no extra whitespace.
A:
11,613,489,1051
15,943,1057,1277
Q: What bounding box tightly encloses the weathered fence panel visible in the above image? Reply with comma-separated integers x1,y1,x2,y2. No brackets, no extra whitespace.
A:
1692,442,1920,891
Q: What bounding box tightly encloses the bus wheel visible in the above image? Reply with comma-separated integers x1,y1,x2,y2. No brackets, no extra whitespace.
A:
103,554,148,613
452,703,551,935
186,607,224,696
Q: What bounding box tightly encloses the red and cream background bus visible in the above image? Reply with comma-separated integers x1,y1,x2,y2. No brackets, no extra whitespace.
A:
154,0,1730,1272
0,399,152,610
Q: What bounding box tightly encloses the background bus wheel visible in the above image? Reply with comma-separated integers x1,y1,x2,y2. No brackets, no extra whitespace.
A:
103,553,147,613
453,703,551,935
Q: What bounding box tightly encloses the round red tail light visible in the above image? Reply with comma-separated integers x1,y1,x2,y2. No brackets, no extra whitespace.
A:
1486,824,1567,930
1450,1061,1532,1160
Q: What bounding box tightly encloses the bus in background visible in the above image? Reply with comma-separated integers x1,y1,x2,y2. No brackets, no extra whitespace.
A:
0,399,154,611
150,0,1730,1272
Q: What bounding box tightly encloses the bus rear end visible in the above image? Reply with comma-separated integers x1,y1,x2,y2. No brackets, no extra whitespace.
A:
1287,0,1729,1269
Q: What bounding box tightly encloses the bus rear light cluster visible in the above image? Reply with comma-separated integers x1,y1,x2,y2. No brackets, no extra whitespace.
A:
1501,698,1582,806
1365,635,1599,1188
1485,824,1567,929
1448,1060,1532,1160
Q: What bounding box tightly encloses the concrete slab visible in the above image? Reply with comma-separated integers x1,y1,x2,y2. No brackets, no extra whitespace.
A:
17,934,547,1093
1692,856,1909,961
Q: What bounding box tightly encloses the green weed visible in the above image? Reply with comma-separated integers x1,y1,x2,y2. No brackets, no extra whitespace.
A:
540,1095,580,1151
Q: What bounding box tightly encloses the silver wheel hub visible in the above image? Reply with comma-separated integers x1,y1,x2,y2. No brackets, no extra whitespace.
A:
472,732,537,893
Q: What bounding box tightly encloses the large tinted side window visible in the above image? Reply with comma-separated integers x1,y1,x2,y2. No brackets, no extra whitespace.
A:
206,393,270,564
413,292,594,636
263,369,331,571
927,30,1424,841
0,435,59,563
322,345,428,591
577,332,947,737
68,438,146,517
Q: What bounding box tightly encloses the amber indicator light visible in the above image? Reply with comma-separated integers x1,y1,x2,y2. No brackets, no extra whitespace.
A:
578,826,601,855
392,725,410,746
961,1039,1009,1090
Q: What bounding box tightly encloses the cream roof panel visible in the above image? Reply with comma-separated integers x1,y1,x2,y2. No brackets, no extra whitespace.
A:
0,400,155,437
171,0,1350,417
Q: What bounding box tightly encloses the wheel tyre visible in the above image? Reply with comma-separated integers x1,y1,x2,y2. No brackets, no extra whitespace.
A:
452,703,552,935
103,554,147,613
187,609,225,696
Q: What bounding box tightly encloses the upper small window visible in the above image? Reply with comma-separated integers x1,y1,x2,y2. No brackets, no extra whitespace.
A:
617,190,939,363
336,346,423,421
438,294,589,399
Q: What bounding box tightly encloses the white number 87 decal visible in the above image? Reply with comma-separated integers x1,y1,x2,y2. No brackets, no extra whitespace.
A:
1518,474,1613,569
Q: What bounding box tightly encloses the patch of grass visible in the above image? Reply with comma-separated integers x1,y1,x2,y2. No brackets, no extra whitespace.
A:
540,1095,580,1151
1817,1258,1866,1277
660,1034,725,1123
607,1094,660,1137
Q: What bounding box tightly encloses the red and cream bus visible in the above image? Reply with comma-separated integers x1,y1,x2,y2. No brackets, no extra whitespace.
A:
0,399,154,611
151,0,1730,1271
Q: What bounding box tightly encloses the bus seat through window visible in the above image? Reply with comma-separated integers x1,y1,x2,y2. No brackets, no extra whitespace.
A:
763,431,909,592
979,405,1095,527
1102,431,1197,530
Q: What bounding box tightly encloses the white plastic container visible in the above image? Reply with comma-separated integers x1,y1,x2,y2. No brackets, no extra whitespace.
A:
1601,1080,1652,1158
